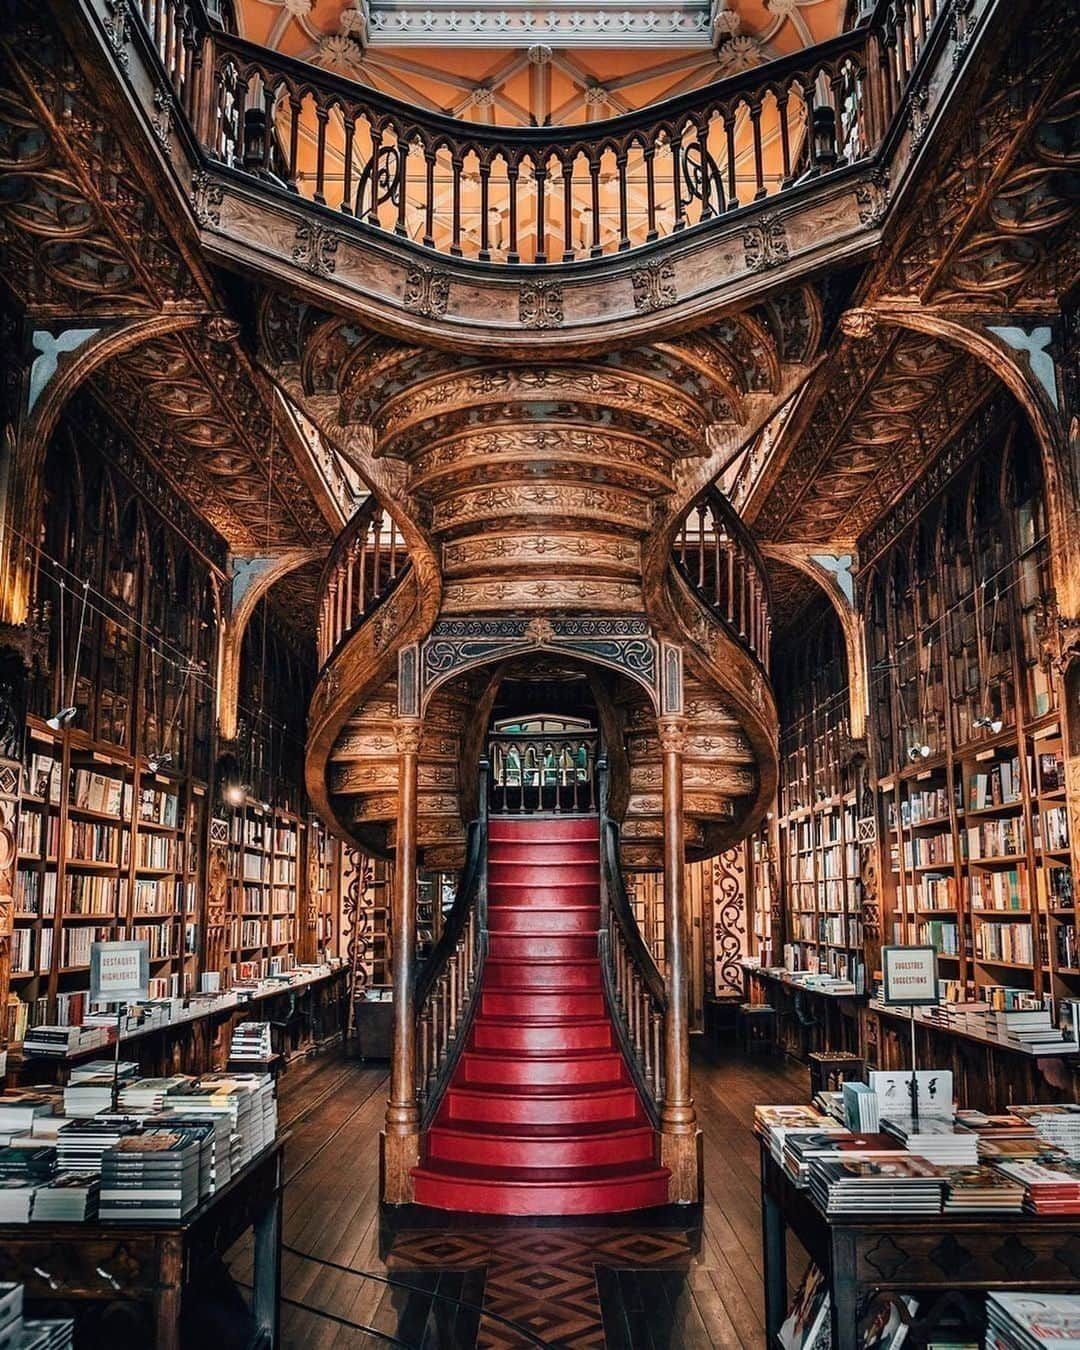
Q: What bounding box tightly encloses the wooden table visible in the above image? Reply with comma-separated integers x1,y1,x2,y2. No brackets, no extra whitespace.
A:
0,1137,286,1350
759,1140,1080,1348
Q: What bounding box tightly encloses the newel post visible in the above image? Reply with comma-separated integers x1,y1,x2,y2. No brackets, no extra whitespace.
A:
381,716,422,1203
658,715,702,1202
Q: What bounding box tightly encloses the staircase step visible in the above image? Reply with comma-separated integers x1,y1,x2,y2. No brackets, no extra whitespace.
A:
426,1120,655,1169
461,1048,625,1087
412,1159,670,1215
485,959,602,990
480,990,606,1018
487,904,599,934
445,1081,640,1126
488,882,601,907
488,841,600,864
488,861,599,887
487,933,597,962
471,1016,614,1053
489,818,600,843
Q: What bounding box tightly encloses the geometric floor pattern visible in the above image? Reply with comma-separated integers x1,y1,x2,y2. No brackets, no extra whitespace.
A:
387,1227,699,1347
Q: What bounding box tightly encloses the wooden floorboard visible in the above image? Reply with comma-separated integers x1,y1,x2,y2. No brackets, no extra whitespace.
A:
229,1042,809,1349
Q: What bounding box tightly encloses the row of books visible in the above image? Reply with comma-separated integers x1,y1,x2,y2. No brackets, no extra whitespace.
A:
975,921,1034,966
16,812,59,857
969,755,1023,810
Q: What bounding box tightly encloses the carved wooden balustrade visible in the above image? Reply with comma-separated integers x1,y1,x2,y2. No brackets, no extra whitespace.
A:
201,31,870,265
673,486,772,672
118,0,960,277
316,496,410,668
597,760,666,1117
414,761,489,1125
488,732,597,816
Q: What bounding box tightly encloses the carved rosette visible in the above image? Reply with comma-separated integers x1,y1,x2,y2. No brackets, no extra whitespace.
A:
394,720,423,756
658,716,688,756
519,279,564,329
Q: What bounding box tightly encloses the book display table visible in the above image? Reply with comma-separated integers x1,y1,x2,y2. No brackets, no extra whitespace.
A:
0,1137,286,1350
759,1141,1080,1348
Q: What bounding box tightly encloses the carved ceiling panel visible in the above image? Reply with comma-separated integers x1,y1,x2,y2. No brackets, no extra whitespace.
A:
0,12,203,315
92,330,333,549
752,328,996,544
874,1,1078,309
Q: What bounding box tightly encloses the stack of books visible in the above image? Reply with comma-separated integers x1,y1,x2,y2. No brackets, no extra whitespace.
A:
941,1166,1026,1214
0,1284,72,1350
117,1077,192,1114
55,1119,139,1175
994,1158,1080,1215
229,1022,273,1063
0,1178,37,1223
842,1081,880,1133
783,1131,900,1188
1011,1105,1080,1160
984,1009,1070,1056
955,1110,1041,1158
881,1116,979,1167
0,1093,55,1138
986,1292,1080,1348
753,1106,832,1164
979,1136,1061,1164
23,1025,109,1057
165,1073,276,1169
63,1074,120,1118
808,1155,948,1216
31,1174,101,1222
811,1090,845,1123
147,1115,222,1200
99,1130,202,1222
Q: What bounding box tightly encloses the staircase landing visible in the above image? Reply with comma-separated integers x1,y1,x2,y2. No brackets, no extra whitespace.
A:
412,815,669,1215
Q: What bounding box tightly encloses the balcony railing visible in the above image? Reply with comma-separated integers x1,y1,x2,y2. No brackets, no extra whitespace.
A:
124,0,955,270
488,732,598,815
673,487,772,671
316,497,409,668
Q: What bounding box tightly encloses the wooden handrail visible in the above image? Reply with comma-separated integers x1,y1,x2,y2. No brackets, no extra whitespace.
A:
413,759,489,1127
597,758,667,1122
316,496,410,669
673,485,772,673
119,0,951,273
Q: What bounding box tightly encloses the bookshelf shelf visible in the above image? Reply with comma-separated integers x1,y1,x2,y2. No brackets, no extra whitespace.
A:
861,413,1076,1015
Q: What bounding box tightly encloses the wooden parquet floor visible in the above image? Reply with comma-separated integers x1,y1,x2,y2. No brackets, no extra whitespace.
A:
229,1043,810,1349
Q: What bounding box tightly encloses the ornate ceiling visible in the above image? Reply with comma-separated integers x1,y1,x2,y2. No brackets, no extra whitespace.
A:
235,0,846,125
740,0,1077,560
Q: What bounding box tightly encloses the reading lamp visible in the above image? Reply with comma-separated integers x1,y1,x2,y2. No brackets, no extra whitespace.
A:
147,752,173,774
908,743,931,762
973,714,1004,735
46,706,77,731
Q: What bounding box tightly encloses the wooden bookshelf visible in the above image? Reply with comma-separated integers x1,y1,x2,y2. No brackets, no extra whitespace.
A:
862,413,1076,1011
749,825,776,966
221,799,303,983
775,603,866,993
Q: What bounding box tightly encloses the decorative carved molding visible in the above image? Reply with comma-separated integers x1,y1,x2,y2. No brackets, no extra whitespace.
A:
742,214,789,273
293,221,340,276
519,279,564,329
403,264,450,319
632,260,678,314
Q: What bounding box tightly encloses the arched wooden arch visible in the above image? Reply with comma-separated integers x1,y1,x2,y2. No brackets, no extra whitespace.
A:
760,544,868,741
218,547,325,741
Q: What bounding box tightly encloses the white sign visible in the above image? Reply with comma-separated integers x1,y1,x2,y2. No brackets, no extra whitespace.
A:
91,940,149,1005
881,944,939,1007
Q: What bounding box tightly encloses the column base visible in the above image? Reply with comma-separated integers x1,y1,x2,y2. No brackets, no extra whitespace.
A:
380,1129,420,1204
660,1128,703,1204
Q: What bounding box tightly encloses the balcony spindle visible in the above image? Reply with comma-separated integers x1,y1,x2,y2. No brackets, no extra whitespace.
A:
367,129,383,225
749,100,767,200
423,146,435,247
314,104,329,205
478,157,491,260
723,110,738,209
644,143,658,240
616,150,630,249
287,93,301,192
670,131,685,231
396,135,409,237
534,157,548,264
342,116,355,215
450,153,463,256
562,154,575,262
589,154,602,257
507,160,520,264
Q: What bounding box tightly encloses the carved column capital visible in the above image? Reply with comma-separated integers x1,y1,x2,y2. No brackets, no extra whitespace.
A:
394,719,422,755
658,716,688,756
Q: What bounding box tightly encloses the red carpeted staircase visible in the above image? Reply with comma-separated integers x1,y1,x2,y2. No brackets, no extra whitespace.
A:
412,815,670,1215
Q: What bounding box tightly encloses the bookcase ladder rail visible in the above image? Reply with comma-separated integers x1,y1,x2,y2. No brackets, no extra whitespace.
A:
414,759,489,1128
598,758,667,1120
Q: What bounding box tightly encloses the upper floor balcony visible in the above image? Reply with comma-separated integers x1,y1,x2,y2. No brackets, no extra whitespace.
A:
89,0,993,342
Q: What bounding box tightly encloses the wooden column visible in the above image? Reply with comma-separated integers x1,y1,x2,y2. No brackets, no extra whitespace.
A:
658,715,701,1202
381,717,422,1203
